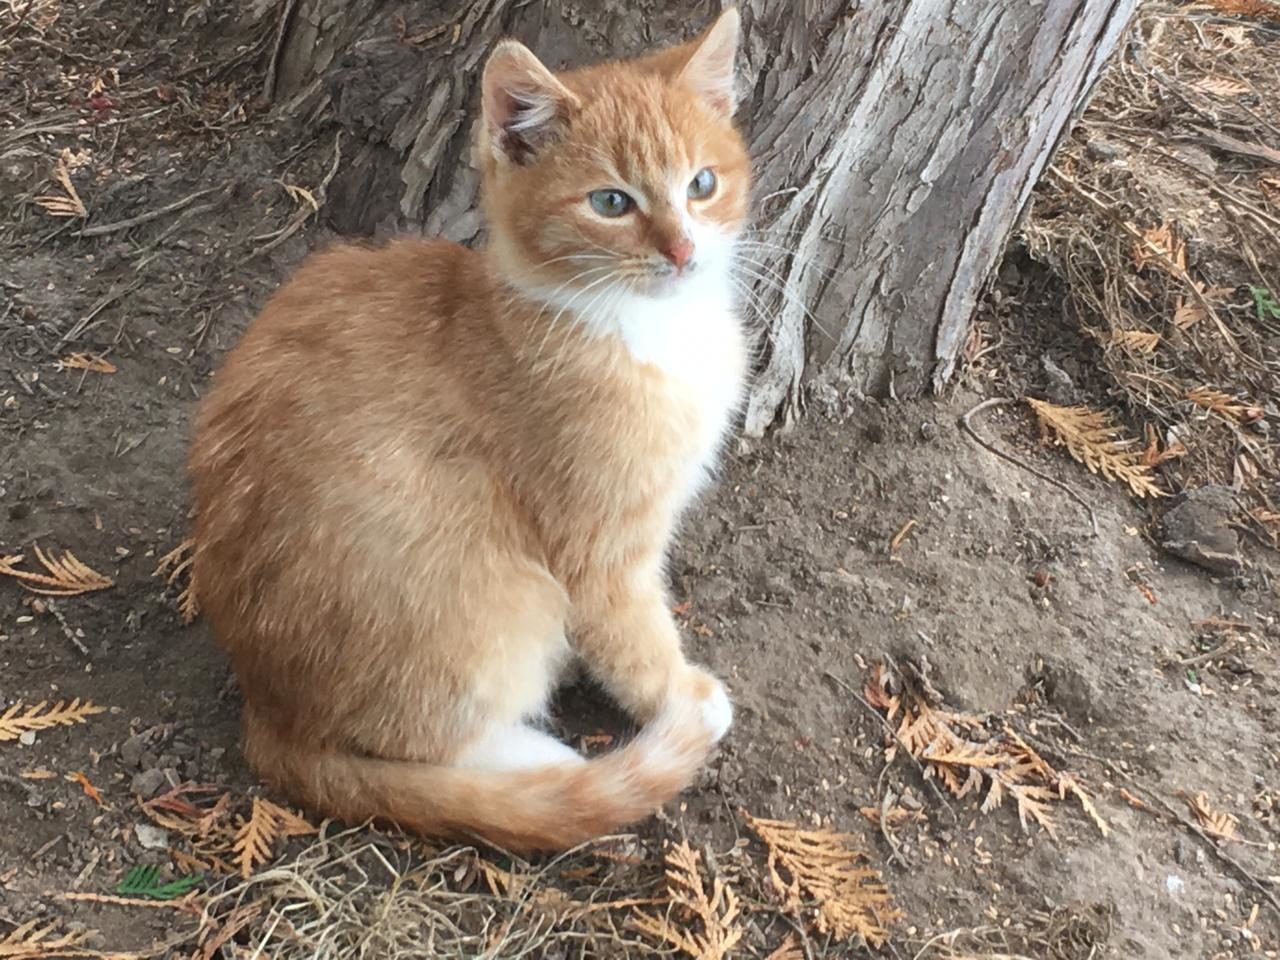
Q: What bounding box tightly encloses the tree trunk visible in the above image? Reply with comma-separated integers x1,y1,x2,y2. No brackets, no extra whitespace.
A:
265,0,1136,435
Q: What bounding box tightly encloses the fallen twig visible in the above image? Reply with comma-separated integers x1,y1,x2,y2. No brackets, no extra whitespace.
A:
1054,740,1280,920
823,670,958,823
79,186,223,238
960,398,1099,537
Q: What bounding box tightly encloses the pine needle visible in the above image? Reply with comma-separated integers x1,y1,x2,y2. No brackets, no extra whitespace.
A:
1187,387,1264,424
115,864,203,900
1110,329,1161,354
0,699,106,743
744,813,901,947
0,919,95,957
0,545,113,597
153,537,199,623
863,664,1110,838
33,151,88,219
1182,791,1240,842
55,353,117,374
630,841,743,960
1026,397,1166,498
1131,220,1185,275
233,797,280,879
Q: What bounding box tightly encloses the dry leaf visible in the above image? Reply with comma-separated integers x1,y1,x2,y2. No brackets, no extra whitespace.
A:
56,353,117,374
858,805,924,828
1187,387,1264,424
1173,299,1208,329
153,538,199,623
863,664,1109,837
1190,75,1251,97
1111,329,1161,354
261,798,316,837
1204,0,1280,21
34,150,88,219
0,919,96,958
0,700,106,743
631,841,743,960
1027,398,1166,498
1141,424,1187,468
67,771,103,807
233,797,279,879
1184,791,1239,842
1131,221,1185,276
0,546,113,597
1119,787,1149,812
1261,177,1280,205
744,813,901,946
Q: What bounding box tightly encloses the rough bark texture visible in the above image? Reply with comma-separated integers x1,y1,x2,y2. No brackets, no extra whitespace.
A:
267,0,1136,435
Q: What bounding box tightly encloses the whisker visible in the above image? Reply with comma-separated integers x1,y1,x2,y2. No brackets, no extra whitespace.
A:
733,241,840,282
732,261,836,341
533,269,619,368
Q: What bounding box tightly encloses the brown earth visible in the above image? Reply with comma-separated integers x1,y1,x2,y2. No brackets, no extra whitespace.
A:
1,2,1278,958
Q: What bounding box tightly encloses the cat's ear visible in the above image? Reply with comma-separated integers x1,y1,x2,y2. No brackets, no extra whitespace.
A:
482,40,578,164
676,7,740,118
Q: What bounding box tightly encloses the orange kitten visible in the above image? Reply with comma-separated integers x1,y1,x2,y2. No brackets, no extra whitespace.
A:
188,9,750,851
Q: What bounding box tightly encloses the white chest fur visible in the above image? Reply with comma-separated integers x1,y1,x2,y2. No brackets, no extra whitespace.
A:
612,279,746,505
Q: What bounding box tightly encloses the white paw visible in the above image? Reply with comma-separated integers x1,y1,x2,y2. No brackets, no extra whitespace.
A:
699,680,733,743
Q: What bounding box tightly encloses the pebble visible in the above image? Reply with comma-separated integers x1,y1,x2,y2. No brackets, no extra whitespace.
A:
134,823,169,851
130,768,170,799
119,734,147,768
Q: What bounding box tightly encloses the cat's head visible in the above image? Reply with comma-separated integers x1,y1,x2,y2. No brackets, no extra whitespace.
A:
477,9,748,311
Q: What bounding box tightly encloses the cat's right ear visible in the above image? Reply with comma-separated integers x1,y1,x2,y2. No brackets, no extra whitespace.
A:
481,41,578,164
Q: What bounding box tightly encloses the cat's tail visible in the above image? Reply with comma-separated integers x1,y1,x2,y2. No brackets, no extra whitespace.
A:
242,688,731,852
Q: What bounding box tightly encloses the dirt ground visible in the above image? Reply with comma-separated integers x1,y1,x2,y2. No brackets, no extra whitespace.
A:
2,2,1279,958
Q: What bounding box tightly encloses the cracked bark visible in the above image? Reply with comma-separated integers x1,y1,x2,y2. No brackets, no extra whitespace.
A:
266,0,1136,435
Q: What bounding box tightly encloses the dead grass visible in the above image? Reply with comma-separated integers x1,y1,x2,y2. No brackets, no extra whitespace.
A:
1023,1,1280,531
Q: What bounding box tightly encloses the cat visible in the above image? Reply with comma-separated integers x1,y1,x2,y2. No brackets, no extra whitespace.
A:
187,7,750,851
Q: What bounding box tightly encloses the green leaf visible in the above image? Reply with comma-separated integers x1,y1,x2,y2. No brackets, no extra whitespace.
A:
1249,286,1280,322
116,864,202,900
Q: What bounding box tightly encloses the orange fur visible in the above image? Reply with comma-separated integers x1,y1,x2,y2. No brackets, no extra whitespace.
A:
188,9,750,851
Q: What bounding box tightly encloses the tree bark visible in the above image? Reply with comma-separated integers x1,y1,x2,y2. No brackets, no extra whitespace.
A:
266,0,1136,435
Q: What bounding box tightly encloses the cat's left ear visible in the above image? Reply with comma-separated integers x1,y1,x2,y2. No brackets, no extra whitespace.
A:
482,40,579,164
677,7,740,118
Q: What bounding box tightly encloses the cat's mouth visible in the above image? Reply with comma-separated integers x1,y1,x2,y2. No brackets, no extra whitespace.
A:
632,263,698,299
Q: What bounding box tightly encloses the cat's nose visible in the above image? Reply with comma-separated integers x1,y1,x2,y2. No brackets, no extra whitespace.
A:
661,237,695,271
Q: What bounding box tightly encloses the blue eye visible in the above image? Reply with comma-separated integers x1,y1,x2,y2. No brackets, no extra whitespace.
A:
688,167,716,199
588,189,634,217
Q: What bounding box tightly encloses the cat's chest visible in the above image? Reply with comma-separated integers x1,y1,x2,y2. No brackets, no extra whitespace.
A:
613,287,745,497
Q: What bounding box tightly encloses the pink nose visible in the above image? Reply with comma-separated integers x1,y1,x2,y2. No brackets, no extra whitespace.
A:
662,238,694,270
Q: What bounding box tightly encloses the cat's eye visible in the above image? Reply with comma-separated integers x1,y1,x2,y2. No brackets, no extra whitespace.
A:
688,167,717,200
588,189,634,218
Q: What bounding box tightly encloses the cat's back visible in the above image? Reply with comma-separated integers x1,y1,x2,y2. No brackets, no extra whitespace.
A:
243,237,485,354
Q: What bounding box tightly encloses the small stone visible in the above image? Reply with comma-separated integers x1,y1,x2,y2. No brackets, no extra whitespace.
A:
130,768,169,799
919,420,938,442
119,734,146,768
8,501,29,521
134,823,169,851
1086,139,1121,161
1174,837,1191,866
1158,485,1243,575
18,730,36,746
